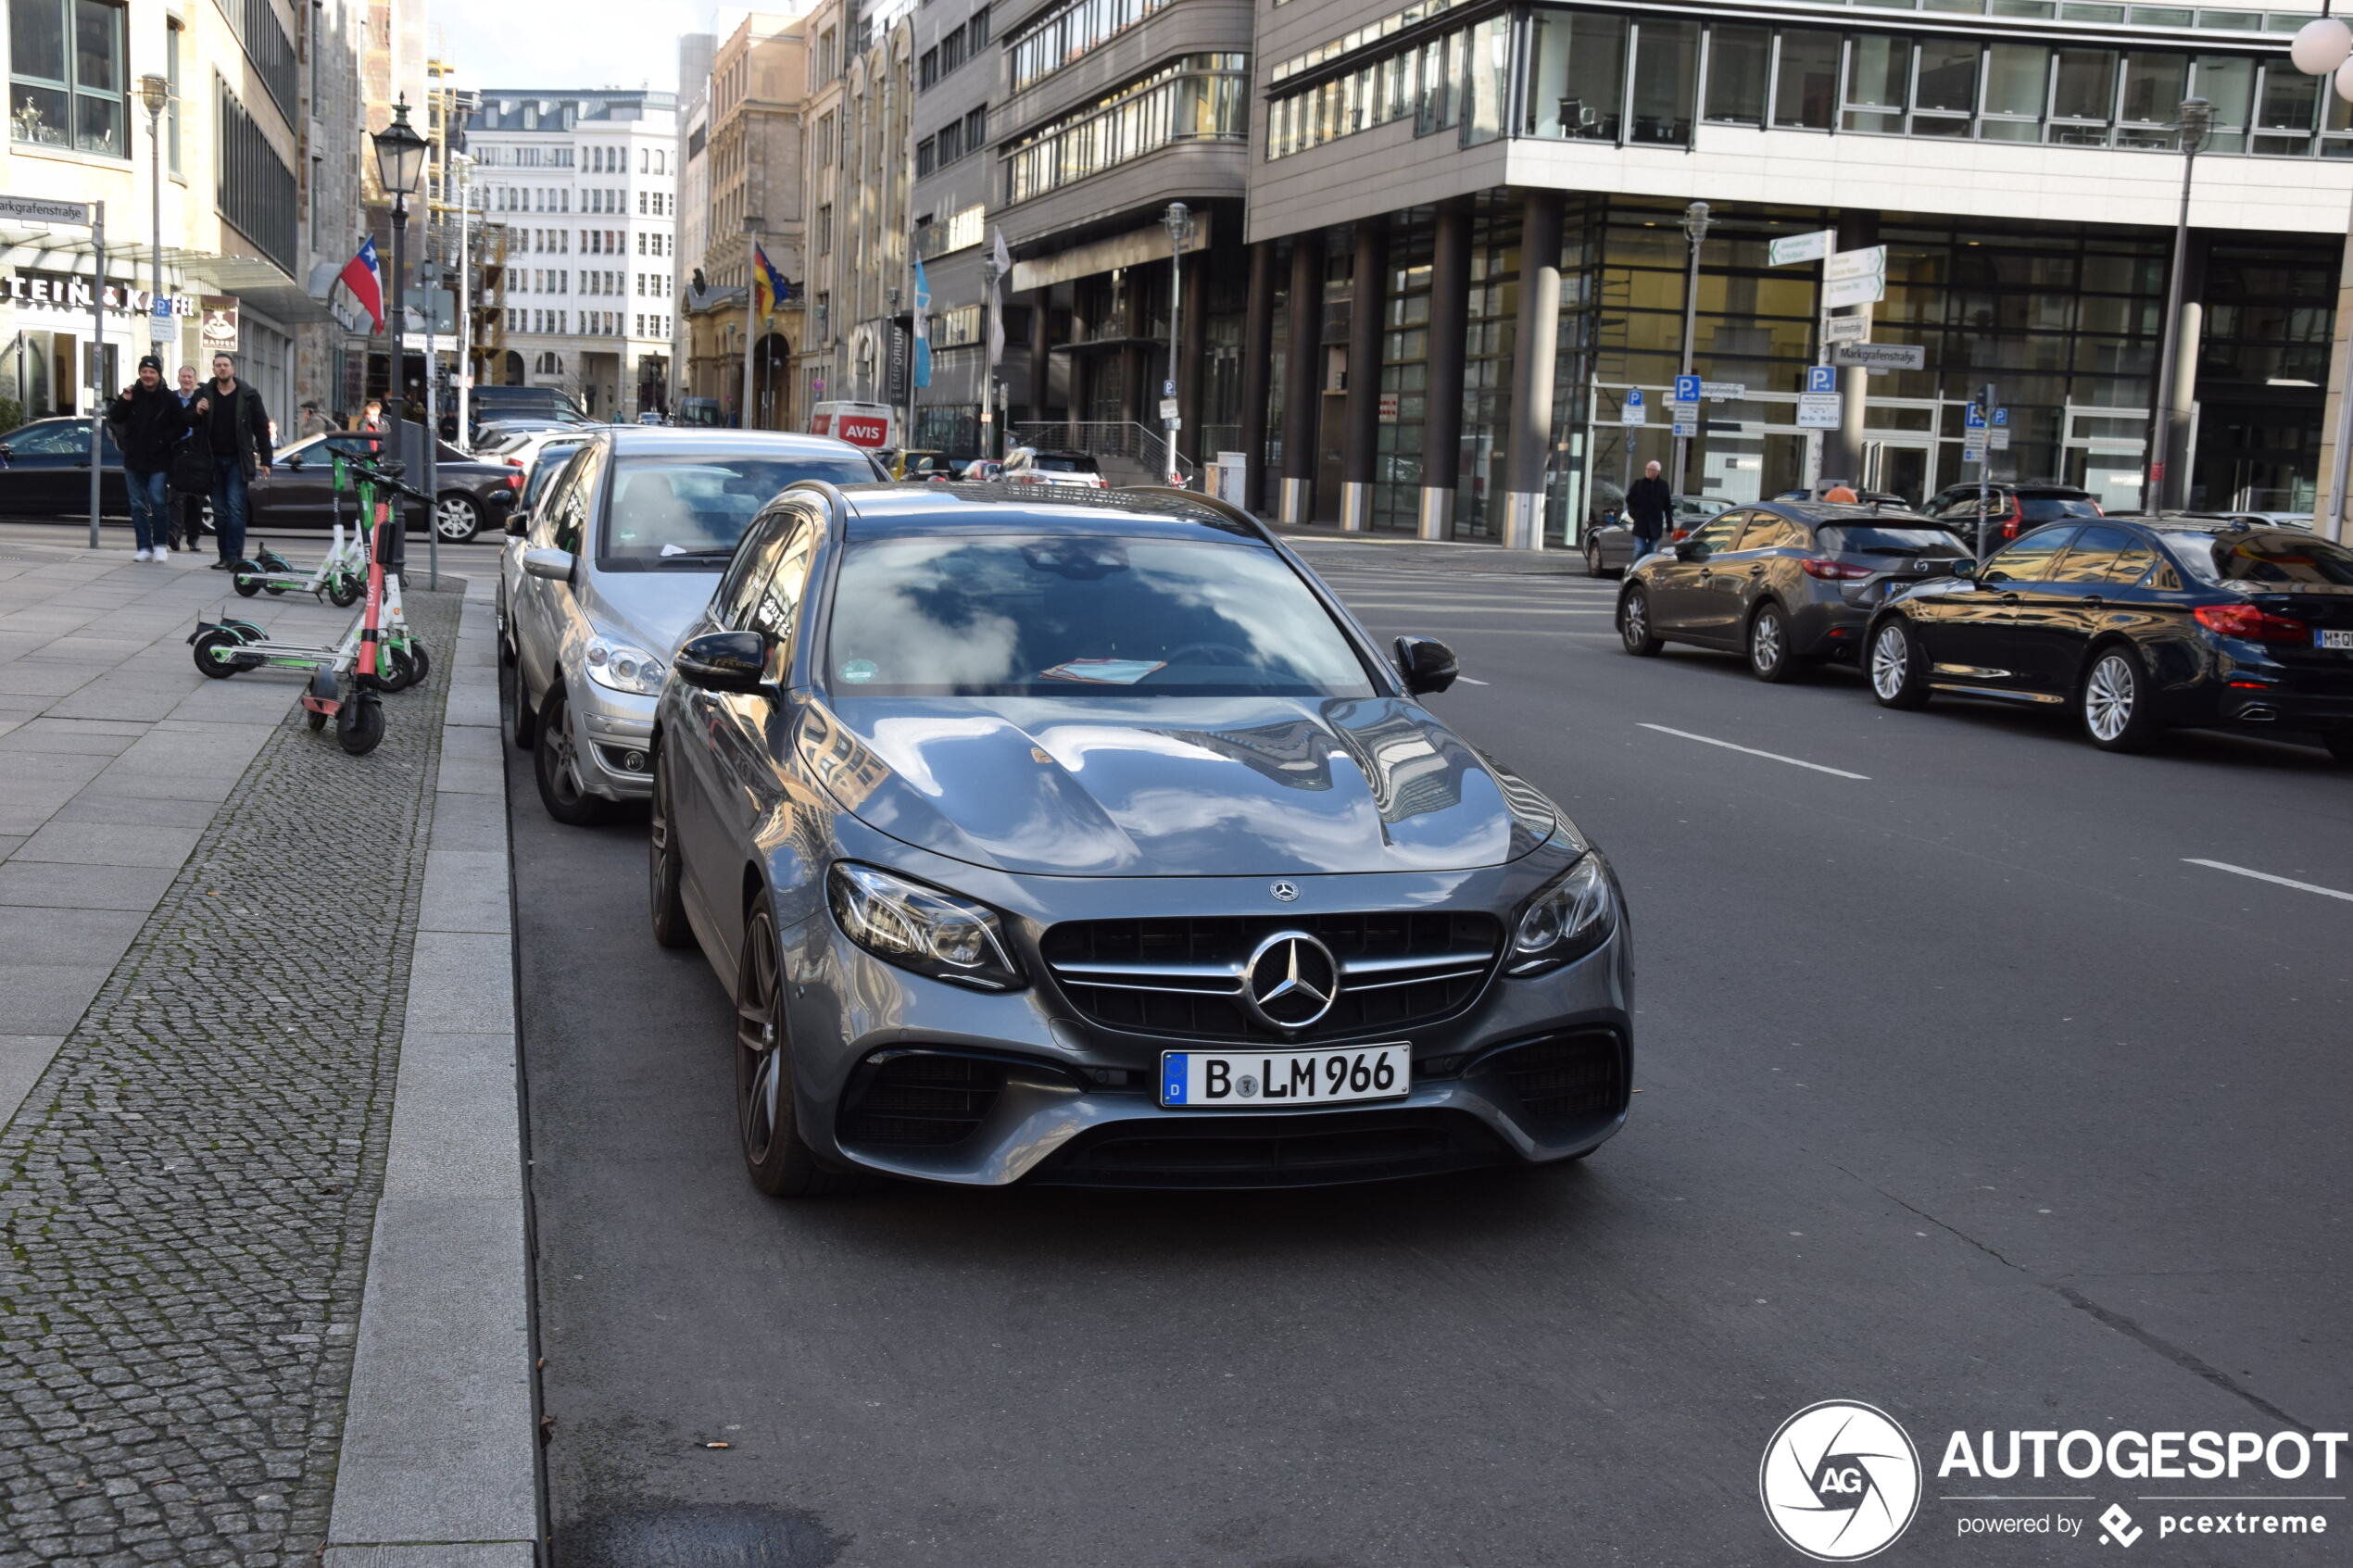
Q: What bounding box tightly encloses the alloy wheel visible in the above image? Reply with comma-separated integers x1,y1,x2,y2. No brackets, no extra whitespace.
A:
2085,654,2135,742
1623,594,1647,643
1751,609,1784,674
736,918,786,1169
1870,626,1908,699
435,496,479,541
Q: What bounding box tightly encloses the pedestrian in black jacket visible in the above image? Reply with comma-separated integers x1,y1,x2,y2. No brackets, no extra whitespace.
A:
1625,461,1674,559
105,356,190,561
190,352,273,569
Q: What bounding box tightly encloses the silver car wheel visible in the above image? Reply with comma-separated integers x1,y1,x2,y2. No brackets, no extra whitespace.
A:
1624,594,1647,642
2085,653,2135,742
736,920,786,1167
1869,625,1908,699
1751,608,1784,673
434,495,479,541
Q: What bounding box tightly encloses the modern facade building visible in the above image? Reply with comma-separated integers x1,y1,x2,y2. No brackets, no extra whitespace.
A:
673,31,716,409
1241,0,2353,540
461,88,680,420
705,13,812,429
910,0,1013,452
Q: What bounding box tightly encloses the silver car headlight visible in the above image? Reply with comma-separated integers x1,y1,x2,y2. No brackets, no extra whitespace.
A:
1508,854,1617,976
827,862,1026,991
583,633,667,696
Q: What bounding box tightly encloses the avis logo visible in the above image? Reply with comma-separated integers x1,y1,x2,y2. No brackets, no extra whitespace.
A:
1761,1401,1923,1562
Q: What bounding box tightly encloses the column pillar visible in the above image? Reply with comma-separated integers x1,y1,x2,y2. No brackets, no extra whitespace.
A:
2159,232,2210,510
1280,231,1325,526
1028,286,1051,429
1341,219,1387,533
1504,191,1564,550
1239,239,1276,514
1421,200,1472,541
1177,250,1208,472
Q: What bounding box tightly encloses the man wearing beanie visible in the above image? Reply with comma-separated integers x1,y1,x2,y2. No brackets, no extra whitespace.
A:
104,356,190,561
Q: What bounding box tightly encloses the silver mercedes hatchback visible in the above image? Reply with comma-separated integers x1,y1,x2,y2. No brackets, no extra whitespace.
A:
648,483,1633,1195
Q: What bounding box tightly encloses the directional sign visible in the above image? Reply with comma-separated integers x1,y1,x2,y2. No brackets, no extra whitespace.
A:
1621,387,1647,426
1768,230,1833,267
1675,374,1702,405
1833,343,1925,371
1825,314,1870,344
1797,395,1842,430
1701,381,1747,401
1806,365,1838,395
1826,245,1888,282
1823,245,1889,309
0,193,93,225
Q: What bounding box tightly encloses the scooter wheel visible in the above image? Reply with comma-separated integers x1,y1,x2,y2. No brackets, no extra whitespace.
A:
337,695,385,756
328,574,362,609
261,576,287,596
260,548,292,572
383,642,431,693
192,627,261,679
307,708,329,732
232,566,263,598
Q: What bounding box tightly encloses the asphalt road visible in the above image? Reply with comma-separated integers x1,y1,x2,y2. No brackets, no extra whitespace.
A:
510,537,2353,1568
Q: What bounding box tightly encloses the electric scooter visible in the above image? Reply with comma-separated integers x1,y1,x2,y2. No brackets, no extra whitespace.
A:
230,464,371,606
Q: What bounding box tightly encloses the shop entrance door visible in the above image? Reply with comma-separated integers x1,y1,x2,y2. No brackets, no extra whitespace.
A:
1863,437,1936,508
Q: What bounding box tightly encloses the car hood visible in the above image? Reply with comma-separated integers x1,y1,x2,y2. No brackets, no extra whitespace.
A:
580,567,723,659
798,694,1560,877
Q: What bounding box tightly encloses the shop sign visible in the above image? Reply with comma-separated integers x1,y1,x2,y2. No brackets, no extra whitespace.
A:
200,297,240,354
2,271,198,321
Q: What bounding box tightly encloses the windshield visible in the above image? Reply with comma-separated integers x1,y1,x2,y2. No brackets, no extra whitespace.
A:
2020,495,2101,522
824,535,1378,698
598,454,878,565
2158,530,2353,587
1817,523,1968,557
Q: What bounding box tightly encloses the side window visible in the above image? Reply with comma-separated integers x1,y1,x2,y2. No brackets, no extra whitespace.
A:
1738,514,1801,550
6,421,89,456
1982,526,2078,583
2108,537,2158,584
1688,513,1746,556
715,512,795,627
2050,525,2134,583
749,521,820,646
544,443,605,554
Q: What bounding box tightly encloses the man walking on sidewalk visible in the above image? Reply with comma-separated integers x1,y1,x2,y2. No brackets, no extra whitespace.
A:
105,356,189,562
192,352,272,571
1625,459,1673,561
169,365,208,553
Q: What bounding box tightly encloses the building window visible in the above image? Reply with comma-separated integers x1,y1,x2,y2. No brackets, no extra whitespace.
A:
10,0,128,157
818,204,834,254
971,6,991,48
917,135,937,175
1010,0,1177,94
216,76,297,271
1004,56,1249,204
1843,33,1909,133
938,120,963,164
964,104,988,148
225,0,298,119
916,203,986,258
166,19,182,171
921,47,939,89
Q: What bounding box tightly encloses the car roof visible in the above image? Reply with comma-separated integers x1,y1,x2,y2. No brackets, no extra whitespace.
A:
1757,499,1946,525
592,427,875,458
834,482,1268,544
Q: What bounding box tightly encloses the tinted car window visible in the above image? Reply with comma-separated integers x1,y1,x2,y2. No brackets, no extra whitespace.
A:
825,536,1377,698
1684,514,1746,556
546,443,606,555
1982,527,2080,583
4,420,93,456
2107,537,2157,583
2158,529,2353,587
2051,525,2137,583
1035,454,1101,474
2019,494,2102,523
598,454,877,566
1815,523,1968,557
1737,514,1804,550
715,510,799,629
522,444,587,510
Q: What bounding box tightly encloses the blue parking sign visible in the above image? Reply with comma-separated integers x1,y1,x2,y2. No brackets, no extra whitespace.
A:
1674,374,1701,404
1992,408,2008,426
1805,365,1837,395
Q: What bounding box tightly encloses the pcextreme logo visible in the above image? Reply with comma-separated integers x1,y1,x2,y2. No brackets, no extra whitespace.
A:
1760,1400,1925,1562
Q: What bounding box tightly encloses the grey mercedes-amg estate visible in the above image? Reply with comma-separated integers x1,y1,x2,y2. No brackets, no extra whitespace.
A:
648,482,1633,1194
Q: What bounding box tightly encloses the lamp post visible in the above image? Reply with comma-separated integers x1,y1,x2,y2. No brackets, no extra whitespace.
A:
2292,19,2353,538
741,220,761,429
371,97,429,572
451,151,474,443
1674,200,1712,497
1163,201,1193,486
979,250,1001,461
2145,97,2211,513
138,75,170,360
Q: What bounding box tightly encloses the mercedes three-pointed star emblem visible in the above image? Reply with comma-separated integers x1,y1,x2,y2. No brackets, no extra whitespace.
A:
1242,931,1340,1033
1270,881,1300,902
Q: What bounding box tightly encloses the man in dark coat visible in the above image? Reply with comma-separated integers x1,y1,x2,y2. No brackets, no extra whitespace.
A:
191,352,272,569
105,356,190,561
1625,459,1673,560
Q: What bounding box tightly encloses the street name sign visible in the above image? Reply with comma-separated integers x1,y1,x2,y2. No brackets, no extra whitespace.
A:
0,194,93,225
1701,381,1747,401
1825,314,1870,344
1769,230,1833,266
1832,343,1925,371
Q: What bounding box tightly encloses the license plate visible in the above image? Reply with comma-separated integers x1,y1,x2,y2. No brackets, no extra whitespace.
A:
1159,1044,1412,1110
2318,629,2353,650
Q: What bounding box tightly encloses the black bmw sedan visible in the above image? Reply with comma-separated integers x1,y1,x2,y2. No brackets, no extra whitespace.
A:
1616,499,1971,680
647,483,1632,1196
1864,519,2353,758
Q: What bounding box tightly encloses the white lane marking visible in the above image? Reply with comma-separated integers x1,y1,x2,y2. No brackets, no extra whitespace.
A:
1454,676,1491,685
2183,859,2353,905
1636,722,1871,781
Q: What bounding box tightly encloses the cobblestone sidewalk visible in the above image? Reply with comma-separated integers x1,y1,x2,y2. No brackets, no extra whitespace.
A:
0,584,462,1566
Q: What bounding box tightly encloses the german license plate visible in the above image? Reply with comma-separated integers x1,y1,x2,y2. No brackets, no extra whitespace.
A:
2317,629,2353,650
1159,1044,1411,1110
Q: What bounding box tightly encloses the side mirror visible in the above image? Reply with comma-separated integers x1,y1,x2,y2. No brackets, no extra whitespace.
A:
675,630,773,696
281,454,303,471
1674,541,1705,561
1393,634,1460,696
1946,558,1979,581
504,509,531,539
521,546,575,583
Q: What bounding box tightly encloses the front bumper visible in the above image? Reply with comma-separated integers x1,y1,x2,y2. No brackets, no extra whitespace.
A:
768,855,1634,1189
567,678,658,799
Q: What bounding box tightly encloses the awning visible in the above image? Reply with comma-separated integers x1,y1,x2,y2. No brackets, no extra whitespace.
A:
0,228,339,325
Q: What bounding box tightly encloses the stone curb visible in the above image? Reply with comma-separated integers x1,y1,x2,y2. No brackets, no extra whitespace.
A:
322,575,543,1568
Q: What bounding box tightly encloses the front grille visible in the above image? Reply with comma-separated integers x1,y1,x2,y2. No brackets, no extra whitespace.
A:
837,1052,1004,1148
1040,911,1502,1043
1030,1109,1507,1188
1489,1030,1628,1128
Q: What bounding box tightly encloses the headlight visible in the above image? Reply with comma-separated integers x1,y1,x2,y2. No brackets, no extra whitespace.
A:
1509,854,1617,976
583,634,666,696
827,862,1026,991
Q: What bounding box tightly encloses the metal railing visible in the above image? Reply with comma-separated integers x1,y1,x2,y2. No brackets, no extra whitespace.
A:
1010,420,1195,483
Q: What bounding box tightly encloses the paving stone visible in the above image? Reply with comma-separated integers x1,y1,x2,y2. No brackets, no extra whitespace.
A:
0,864,180,912
0,722,146,757
8,823,204,871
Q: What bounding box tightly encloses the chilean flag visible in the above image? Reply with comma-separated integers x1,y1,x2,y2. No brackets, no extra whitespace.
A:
338,235,384,332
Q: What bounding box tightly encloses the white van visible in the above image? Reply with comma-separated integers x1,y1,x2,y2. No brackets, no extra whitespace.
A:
809,401,895,451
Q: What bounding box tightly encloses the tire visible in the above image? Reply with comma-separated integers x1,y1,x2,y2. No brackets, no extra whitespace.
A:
647,747,695,950
232,564,263,598
336,695,385,756
434,494,482,544
191,627,260,679
380,641,430,693
2327,732,2353,765
734,908,856,1197
258,548,292,572
1586,541,1607,580
2079,643,2164,753
503,657,538,749
1867,619,1931,709
1617,585,1663,657
307,707,328,732
532,683,609,825
1747,602,1797,684
328,572,362,609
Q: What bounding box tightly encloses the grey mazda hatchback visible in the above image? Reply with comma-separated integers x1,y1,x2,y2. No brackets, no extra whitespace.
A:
648,482,1633,1195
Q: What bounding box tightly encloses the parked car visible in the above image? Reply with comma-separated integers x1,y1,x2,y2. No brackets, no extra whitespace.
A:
470,384,589,430
1581,494,1733,578
1002,446,1108,489
0,417,128,517
645,481,1632,1195
674,397,726,428
258,423,522,542
961,458,1005,482
2106,508,2314,533
895,450,966,483
1864,518,2353,758
1924,480,2101,552
1775,483,1910,507
1617,501,1971,680
809,400,896,451
499,428,887,824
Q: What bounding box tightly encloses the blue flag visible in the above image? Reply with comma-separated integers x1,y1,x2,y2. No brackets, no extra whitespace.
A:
911,256,932,391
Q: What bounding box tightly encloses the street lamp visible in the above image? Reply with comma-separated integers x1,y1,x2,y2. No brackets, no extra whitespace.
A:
979,250,1001,460
1673,200,1713,496
2292,24,2353,537
371,96,429,570
450,151,474,441
138,75,169,361
2145,97,2211,513
1163,201,1194,486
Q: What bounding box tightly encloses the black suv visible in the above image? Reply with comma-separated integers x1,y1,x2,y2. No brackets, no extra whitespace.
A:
1926,481,2102,551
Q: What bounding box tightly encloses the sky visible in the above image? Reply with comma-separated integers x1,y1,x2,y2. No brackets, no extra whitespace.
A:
438,2,758,94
